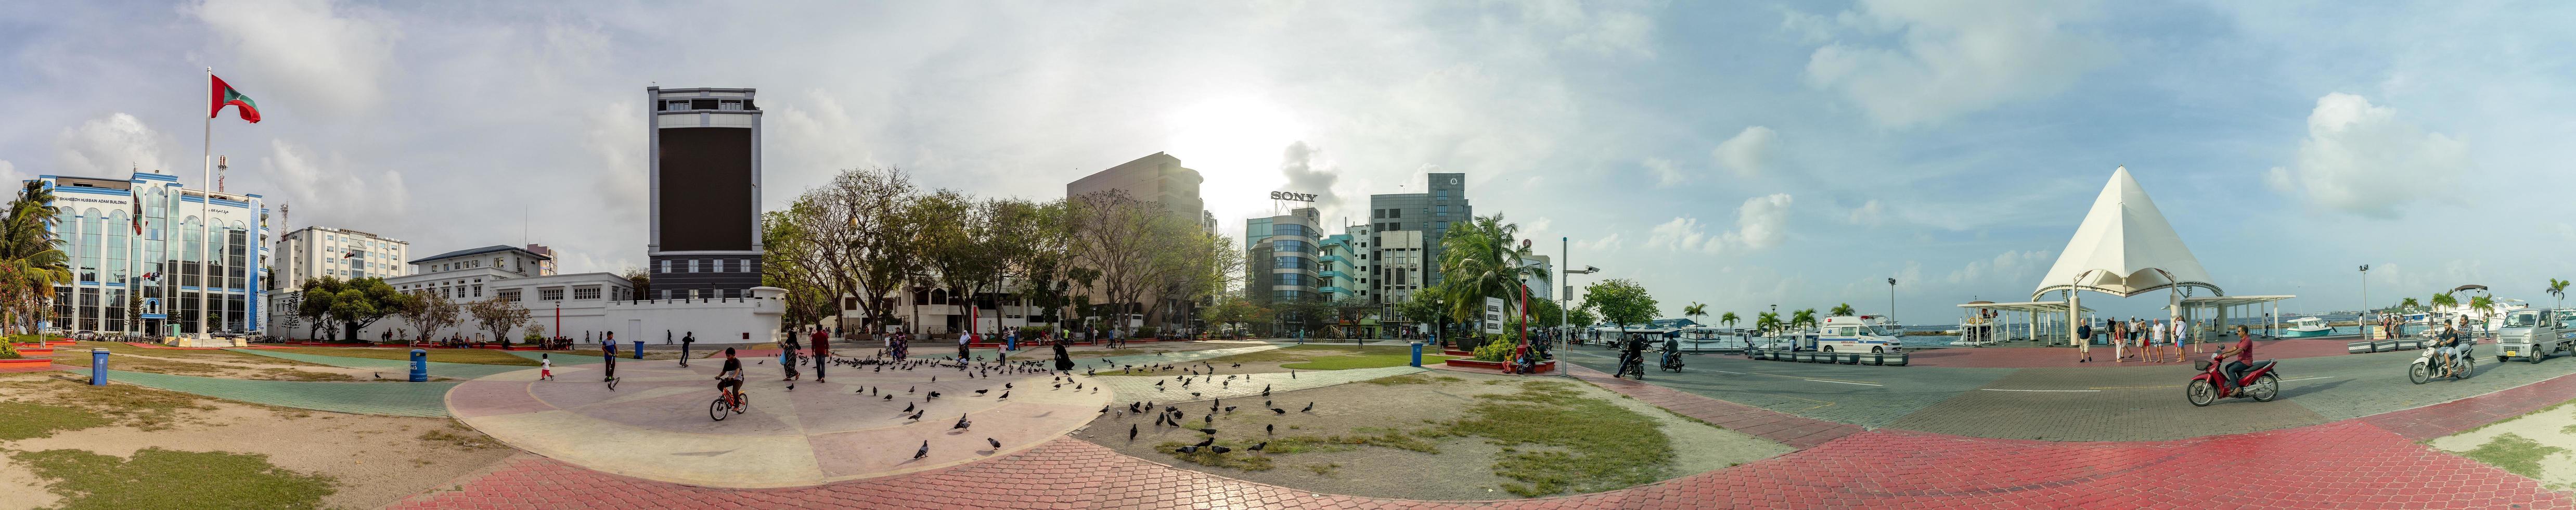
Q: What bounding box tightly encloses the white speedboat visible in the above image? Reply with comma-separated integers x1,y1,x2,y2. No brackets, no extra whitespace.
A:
2281,317,2335,338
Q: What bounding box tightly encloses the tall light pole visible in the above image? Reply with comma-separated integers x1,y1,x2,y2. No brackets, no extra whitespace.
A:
1887,277,1898,325
1560,236,1599,346
2359,264,2370,339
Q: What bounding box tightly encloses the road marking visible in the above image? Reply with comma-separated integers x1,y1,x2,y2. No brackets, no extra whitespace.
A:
2089,375,2334,390
1711,369,1747,375
1757,373,1882,386
1979,389,2101,392
1805,379,1883,387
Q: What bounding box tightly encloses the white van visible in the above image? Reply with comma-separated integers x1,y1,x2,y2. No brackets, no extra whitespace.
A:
1816,316,1906,353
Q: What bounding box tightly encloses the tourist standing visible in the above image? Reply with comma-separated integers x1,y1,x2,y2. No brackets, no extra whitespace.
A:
2170,316,2187,361
2076,320,2093,363
679,332,696,367
2148,319,2166,363
780,336,801,381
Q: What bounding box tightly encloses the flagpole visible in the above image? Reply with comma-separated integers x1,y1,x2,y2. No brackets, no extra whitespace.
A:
200,67,213,342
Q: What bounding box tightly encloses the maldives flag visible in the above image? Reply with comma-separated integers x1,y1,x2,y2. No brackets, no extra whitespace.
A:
210,75,261,123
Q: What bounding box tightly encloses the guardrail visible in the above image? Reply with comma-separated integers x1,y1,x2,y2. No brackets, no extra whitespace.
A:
1746,349,1909,366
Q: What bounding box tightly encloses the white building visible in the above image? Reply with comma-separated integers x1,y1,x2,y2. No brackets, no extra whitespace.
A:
283,244,785,345
272,226,408,288
32,171,269,337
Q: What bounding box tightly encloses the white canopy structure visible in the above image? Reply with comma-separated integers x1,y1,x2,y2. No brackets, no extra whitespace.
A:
2032,166,2223,300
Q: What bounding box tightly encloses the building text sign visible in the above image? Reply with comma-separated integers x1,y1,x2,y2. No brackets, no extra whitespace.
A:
1484,297,1505,335
1270,191,1318,201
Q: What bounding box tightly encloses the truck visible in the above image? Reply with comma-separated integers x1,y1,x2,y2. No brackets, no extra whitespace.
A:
2496,309,2572,363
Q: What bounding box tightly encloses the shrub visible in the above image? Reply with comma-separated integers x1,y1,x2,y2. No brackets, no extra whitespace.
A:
1,342,17,360
1136,326,1160,338
1473,338,1516,362
1016,326,1052,338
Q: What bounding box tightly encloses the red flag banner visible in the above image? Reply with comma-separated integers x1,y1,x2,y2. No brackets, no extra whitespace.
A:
210,75,261,123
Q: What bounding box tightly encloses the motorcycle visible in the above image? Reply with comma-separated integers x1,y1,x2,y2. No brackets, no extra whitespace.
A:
1659,347,1684,372
2408,338,2476,384
2186,354,2280,406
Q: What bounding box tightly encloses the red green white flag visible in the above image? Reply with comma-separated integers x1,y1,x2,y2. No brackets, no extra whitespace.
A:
210,75,261,123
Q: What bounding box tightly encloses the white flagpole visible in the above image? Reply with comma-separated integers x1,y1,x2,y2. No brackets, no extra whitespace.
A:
200,67,213,341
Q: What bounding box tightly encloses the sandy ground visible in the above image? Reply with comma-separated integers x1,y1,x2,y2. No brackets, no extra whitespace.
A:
2429,401,2576,490
1091,345,1429,375
0,373,518,509
1073,370,1790,500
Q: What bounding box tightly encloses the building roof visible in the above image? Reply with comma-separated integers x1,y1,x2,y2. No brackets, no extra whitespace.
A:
2032,167,2221,300
410,245,551,264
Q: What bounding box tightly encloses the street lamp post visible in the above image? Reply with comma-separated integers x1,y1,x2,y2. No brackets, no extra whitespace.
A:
1560,236,1600,348
1887,277,1898,326
2359,265,2370,339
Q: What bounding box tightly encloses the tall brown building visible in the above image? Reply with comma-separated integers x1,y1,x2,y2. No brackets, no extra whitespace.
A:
1066,152,1210,232
646,86,764,299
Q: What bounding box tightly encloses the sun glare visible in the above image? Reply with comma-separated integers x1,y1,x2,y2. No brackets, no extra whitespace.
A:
1167,96,1305,225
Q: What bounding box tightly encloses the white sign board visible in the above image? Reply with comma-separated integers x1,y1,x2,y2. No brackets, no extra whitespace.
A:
1484,297,1506,335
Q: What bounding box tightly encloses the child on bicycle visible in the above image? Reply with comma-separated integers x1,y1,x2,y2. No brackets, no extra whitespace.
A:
716,348,744,406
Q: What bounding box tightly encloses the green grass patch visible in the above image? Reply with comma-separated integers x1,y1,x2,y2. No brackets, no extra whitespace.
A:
2561,423,2576,436
2462,433,2568,479
1434,380,1675,497
13,447,337,509
0,401,111,440
1281,353,1458,371
1203,345,1408,364
288,347,540,366
1305,462,1343,477
1361,373,1445,386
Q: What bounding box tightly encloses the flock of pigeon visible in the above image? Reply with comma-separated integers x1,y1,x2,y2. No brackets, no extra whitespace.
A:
1095,360,1317,458
804,353,1096,462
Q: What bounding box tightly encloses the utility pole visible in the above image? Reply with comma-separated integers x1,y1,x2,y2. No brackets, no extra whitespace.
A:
2359,265,2371,339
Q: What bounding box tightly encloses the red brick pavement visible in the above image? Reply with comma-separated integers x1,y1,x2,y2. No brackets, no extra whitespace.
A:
1908,338,2361,368
391,364,2576,509
2364,369,2576,440
1561,364,1862,449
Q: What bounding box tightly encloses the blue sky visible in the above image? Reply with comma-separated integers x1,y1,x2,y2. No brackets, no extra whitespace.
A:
2,1,2571,324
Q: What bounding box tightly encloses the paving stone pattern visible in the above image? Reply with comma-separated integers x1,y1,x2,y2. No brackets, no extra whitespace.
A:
229,349,537,379
79,367,457,417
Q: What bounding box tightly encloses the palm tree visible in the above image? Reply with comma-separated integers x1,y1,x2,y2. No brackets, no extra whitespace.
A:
2430,292,2458,323
2400,297,2420,312
0,182,71,340
1719,311,1740,330
1682,303,1708,326
2549,279,2570,310
1434,213,1545,344
1829,303,1856,317
1755,311,1782,342
1791,308,1819,332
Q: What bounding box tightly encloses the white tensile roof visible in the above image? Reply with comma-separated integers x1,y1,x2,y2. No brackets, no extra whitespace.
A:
2032,167,2221,299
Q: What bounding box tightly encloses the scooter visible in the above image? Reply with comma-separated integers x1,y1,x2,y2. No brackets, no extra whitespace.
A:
2186,353,2281,406
1659,347,1684,372
2408,339,2476,384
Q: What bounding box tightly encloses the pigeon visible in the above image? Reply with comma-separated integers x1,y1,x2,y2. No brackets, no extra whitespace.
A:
883,394,893,401
915,440,930,459
1270,407,1286,415
1155,414,1169,427
929,391,942,399
1004,382,1013,389
904,403,915,412
1191,392,1202,398
910,410,925,420
975,389,990,395
1155,380,1165,387
1231,363,1241,368
1248,442,1267,452
1261,385,1271,396
909,386,917,393
1209,445,1231,454
1266,424,1274,435
1197,428,1217,435
1193,437,1215,448
1100,405,1111,413
1129,424,1139,440
759,360,766,365
1224,406,1237,413
1129,402,1141,413
1301,402,1313,413
997,391,1009,400
987,438,1001,450
1174,445,1202,454
932,376,937,382
954,414,972,430
1203,414,1213,425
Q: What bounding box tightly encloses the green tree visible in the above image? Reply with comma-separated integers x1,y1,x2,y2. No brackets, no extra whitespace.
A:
1579,278,1659,340
1829,303,1856,317
296,276,407,341
1719,311,1741,330
2549,279,2570,310
395,291,462,345
465,297,533,345
762,206,836,330
1792,308,1820,330
0,182,71,343
1434,213,1547,336
2400,297,2420,312
1755,311,1782,337
1682,302,1708,326
916,189,1002,336
2430,292,2458,315
1394,291,1448,337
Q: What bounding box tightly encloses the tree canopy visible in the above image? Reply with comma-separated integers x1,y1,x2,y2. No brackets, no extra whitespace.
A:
1579,278,1658,332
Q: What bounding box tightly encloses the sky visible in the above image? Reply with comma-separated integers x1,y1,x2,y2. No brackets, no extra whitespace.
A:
3,1,2573,325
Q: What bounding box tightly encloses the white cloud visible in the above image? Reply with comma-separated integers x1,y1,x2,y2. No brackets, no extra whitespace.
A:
1847,199,1886,226
2264,93,2468,219
1642,157,1685,186
0,160,18,187
1711,125,1776,176
1564,11,1656,58
262,139,410,233
1278,142,1344,220
194,0,401,114
1573,232,1623,252
1800,0,2113,126
55,113,172,176
1945,249,2053,284
1645,193,1795,253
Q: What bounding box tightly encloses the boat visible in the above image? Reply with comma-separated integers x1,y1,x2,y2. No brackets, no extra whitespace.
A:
2281,317,2335,338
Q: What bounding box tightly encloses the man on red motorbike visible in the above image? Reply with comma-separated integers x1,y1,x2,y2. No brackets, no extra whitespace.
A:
2217,325,2253,390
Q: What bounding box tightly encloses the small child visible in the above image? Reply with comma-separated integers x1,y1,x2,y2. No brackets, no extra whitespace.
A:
540,353,553,380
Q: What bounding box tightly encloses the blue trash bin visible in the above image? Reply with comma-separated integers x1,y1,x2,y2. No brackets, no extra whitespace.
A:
633,340,645,360
91,348,109,386
1409,341,1423,367
408,349,429,382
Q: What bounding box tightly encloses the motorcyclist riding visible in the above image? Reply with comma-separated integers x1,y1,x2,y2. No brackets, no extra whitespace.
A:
1618,334,1647,378
2436,323,2464,378
2218,325,2254,390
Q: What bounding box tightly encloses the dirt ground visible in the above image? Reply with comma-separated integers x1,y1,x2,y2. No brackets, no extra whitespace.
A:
0,372,518,509
2430,401,2576,491
1072,370,1790,500
1091,344,1423,376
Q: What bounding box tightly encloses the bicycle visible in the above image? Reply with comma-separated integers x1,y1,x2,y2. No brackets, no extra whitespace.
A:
710,382,748,421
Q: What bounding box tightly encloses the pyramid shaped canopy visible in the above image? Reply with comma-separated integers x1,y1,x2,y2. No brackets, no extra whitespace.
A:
2031,167,2221,299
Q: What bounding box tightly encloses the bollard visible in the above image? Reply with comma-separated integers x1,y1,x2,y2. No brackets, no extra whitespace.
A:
633,341,645,360
409,349,429,382
1409,341,1423,367
91,349,108,386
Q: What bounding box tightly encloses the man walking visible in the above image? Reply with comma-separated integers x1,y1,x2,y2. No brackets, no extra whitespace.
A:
810,327,830,384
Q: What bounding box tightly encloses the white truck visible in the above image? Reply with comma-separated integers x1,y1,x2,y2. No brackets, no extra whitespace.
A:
2496,309,2572,363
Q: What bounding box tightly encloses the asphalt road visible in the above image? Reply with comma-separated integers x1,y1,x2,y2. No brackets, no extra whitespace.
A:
1554,341,2576,441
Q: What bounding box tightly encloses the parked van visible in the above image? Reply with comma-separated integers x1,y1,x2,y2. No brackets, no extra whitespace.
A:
1815,316,1905,353
2496,309,2572,363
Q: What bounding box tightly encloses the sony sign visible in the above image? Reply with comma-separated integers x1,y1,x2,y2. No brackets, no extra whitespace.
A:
1269,191,1318,202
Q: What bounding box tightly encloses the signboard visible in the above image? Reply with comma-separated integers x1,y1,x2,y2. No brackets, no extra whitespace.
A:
1483,297,1505,335
1269,191,1319,202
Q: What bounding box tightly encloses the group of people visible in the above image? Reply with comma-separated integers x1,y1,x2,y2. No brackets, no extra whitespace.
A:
2075,316,2192,363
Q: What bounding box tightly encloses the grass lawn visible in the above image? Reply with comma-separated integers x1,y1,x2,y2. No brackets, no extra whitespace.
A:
2461,433,2567,478
286,347,540,366
0,401,111,440
12,448,336,509
0,379,221,432
51,353,360,381
68,341,326,365
1432,380,1676,496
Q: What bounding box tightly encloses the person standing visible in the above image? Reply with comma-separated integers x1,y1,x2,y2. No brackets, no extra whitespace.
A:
601,338,619,387
2170,316,2187,362
679,331,697,367
539,353,553,381
1051,336,1074,372
2075,320,2094,363
780,336,801,381
809,327,831,384
957,330,973,361
2148,319,2166,363
2110,319,2126,363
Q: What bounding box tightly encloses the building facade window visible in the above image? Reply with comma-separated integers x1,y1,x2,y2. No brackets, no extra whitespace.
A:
539,288,565,301
471,284,483,297
573,286,601,300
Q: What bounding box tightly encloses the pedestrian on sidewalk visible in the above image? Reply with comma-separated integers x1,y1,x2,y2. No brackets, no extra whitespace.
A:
2076,320,2094,363
680,332,696,367
781,336,802,381
540,353,553,380
2148,318,2166,363
810,328,830,384
602,337,619,385
2170,316,2187,362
